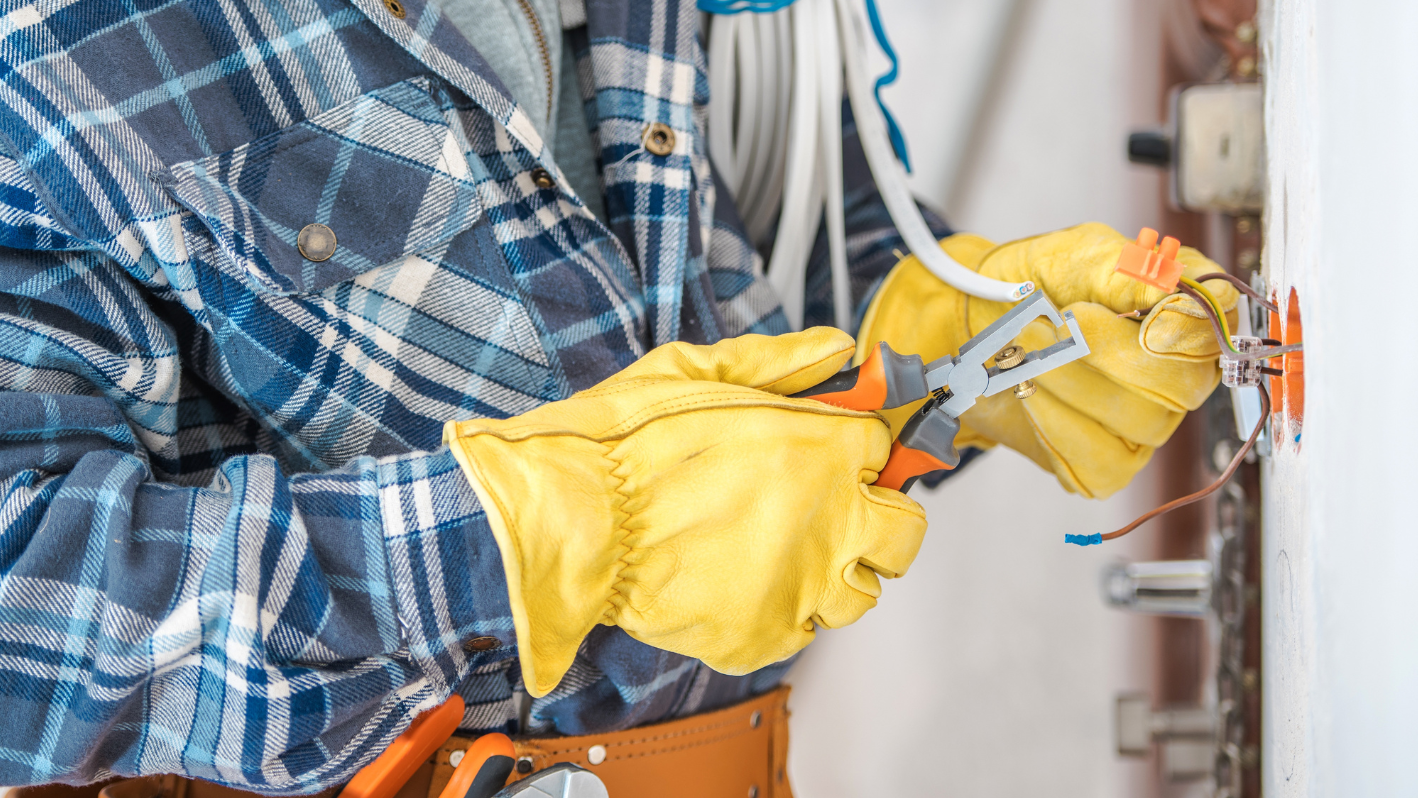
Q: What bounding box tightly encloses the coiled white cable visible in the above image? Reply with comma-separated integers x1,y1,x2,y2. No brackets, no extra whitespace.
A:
706,0,1034,331
832,0,1033,304
815,0,851,330
763,0,823,329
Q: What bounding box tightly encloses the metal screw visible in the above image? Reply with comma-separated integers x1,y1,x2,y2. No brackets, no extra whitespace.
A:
1236,56,1257,77
1242,668,1259,692
995,345,1025,369
1238,249,1259,268
1241,745,1260,769
1235,217,1254,234
1013,380,1037,399
1235,20,1258,44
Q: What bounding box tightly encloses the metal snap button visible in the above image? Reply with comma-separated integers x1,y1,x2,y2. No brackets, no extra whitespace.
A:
586,744,606,765
516,757,534,774
383,0,406,18
464,635,501,652
530,167,556,190
643,123,675,156
448,749,465,768
297,223,337,262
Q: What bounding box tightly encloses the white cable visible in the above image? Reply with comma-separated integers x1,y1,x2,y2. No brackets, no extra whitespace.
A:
754,9,794,244
832,0,1033,303
765,0,823,329
732,17,760,192
815,0,851,329
707,14,738,195
709,0,1030,320
740,10,782,228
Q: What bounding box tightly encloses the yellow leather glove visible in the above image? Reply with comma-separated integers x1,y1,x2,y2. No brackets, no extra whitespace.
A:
444,329,927,697
858,222,1238,499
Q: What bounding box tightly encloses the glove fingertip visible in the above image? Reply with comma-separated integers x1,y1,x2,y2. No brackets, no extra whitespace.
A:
752,328,856,395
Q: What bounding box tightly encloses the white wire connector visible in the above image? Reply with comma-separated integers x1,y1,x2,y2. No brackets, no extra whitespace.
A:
1222,336,1265,387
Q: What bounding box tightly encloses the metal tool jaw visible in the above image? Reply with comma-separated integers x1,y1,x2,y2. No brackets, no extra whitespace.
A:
921,291,1091,417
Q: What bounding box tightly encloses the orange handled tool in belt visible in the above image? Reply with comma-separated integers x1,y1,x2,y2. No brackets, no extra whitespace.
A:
437,733,516,798
793,291,1090,492
339,697,523,798
338,698,468,798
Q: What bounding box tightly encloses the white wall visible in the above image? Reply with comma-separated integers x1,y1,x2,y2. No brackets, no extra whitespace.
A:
786,0,1170,795
1258,1,1418,795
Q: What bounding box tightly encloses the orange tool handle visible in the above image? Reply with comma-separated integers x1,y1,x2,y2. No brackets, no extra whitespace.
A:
791,342,928,411
875,440,954,492
874,404,962,493
339,696,466,798
793,342,948,493
791,342,891,410
435,733,516,798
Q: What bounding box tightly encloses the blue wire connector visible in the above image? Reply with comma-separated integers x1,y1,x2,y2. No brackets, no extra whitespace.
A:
1065,533,1103,547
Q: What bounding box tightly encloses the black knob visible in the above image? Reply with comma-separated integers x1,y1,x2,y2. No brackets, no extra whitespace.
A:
1127,131,1172,167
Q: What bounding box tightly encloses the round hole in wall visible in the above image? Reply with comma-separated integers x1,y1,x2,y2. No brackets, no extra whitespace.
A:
1267,287,1304,449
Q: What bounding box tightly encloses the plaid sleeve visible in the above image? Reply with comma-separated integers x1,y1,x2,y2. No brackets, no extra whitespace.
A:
0,239,516,791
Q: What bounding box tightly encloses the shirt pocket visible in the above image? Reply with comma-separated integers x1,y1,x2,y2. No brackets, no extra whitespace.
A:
156,77,483,295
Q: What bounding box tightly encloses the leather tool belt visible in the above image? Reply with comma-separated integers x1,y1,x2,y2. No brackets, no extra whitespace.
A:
11,687,793,798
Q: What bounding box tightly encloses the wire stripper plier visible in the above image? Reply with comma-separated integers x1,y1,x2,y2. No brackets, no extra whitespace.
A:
793,291,1091,492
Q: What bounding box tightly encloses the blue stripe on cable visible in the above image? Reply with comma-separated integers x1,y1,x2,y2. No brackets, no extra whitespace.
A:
698,0,795,13
699,0,912,172
863,0,912,172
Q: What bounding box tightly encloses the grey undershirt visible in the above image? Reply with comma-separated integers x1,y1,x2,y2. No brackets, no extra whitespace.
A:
435,0,607,223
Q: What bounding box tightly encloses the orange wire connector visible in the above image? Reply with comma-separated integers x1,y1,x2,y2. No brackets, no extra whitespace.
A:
1114,228,1183,291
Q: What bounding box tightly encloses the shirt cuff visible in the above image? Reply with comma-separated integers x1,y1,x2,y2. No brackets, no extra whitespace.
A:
376,446,518,694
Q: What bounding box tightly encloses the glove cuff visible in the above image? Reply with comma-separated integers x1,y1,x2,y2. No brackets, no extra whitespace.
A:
445,424,626,697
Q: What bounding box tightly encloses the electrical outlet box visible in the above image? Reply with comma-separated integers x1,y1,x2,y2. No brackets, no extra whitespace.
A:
1127,82,1264,214
1174,83,1265,213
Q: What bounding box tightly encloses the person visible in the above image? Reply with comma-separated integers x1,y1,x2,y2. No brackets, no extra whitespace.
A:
0,0,1235,792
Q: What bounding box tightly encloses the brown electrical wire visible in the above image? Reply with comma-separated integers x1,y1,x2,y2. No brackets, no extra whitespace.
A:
1192,271,1279,313
1177,281,1233,354
1179,282,1301,361
1101,382,1270,541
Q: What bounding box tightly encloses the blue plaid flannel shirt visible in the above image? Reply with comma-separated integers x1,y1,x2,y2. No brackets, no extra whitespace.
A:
0,0,952,791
